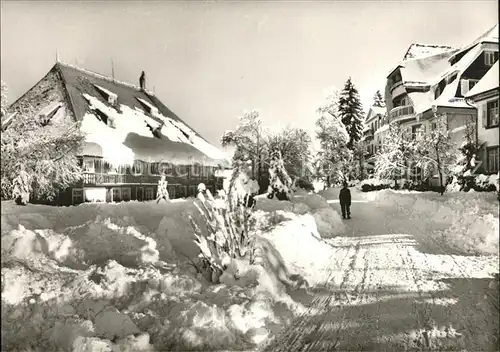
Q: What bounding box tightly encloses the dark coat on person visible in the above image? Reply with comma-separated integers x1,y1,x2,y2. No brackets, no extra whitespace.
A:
339,187,351,206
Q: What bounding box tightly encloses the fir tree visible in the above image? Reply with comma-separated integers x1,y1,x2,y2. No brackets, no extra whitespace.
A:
338,78,364,149
373,90,386,108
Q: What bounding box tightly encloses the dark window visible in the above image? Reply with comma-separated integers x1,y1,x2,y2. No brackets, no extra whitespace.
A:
447,73,457,84
487,147,499,173
431,122,437,130
72,189,84,204
487,100,499,127
434,87,441,100
192,163,202,177
150,162,160,175
411,124,422,140
131,161,143,175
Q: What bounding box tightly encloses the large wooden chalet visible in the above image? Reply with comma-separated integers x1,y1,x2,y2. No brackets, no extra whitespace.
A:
6,61,229,205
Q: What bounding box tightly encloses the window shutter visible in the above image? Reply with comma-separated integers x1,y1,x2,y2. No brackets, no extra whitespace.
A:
461,80,469,96
482,105,488,127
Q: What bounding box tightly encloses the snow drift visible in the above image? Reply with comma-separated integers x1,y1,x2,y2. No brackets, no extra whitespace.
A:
371,190,499,255
1,191,346,351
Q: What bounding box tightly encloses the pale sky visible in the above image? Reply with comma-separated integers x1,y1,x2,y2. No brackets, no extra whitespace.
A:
1,1,497,146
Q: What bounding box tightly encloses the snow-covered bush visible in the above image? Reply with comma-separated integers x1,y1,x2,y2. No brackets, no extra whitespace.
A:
189,160,262,284
12,168,31,205
357,178,394,192
156,175,170,202
267,150,293,201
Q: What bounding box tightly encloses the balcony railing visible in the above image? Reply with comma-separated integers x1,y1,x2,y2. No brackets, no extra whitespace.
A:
389,105,415,122
83,173,160,185
82,173,216,186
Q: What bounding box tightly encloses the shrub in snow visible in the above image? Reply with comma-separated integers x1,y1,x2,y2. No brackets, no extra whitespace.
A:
189,177,259,283
156,175,170,203
295,178,315,192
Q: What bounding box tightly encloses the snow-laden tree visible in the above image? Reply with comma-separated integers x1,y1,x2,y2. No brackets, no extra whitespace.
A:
1,101,84,203
267,126,312,181
338,78,364,149
267,150,293,200
456,115,484,175
315,91,353,187
221,110,268,188
374,122,416,183
373,90,386,108
414,113,458,190
1,80,8,118
352,140,368,180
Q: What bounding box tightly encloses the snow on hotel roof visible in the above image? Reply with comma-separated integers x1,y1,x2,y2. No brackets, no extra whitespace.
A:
403,43,455,60
448,24,499,63
53,62,229,167
465,61,499,99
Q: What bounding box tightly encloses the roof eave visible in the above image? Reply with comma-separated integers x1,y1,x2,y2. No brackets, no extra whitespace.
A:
386,65,403,79
466,88,499,102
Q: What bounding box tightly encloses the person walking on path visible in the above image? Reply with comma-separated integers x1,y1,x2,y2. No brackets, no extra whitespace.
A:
339,181,352,219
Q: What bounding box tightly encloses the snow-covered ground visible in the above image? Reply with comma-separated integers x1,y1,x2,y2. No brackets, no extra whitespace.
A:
0,193,342,351
1,187,498,351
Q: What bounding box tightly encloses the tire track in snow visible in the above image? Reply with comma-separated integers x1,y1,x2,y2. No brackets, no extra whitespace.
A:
408,234,497,350
263,239,361,352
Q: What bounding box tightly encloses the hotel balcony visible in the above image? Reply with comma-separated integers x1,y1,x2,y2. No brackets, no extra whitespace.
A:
389,105,416,123
389,80,406,100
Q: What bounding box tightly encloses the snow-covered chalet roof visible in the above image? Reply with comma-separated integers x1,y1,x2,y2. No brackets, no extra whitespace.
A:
387,32,496,114
448,24,499,63
50,62,229,167
399,50,458,85
465,61,499,99
411,43,491,113
403,43,455,60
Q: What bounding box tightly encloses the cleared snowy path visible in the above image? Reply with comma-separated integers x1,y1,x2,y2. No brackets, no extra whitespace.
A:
264,188,499,351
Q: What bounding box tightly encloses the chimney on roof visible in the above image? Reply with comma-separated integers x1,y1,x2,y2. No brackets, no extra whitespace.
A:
139,71,146,91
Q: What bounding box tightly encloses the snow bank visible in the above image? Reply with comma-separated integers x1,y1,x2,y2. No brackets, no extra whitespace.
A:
0,210,297,350
1,182,348,351
371,190,499,255
1,189,344,351
1,200,204,261
256,212,335,287
255,192,345,237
